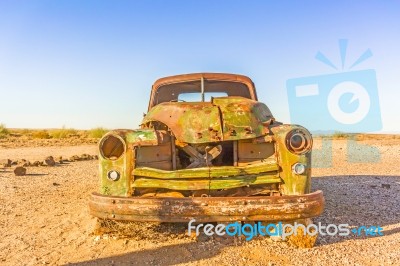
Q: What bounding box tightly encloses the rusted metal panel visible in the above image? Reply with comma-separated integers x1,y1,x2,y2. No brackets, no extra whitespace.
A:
132,174,281,190
132,158,279,179
213,97,273,141
142,97,274,144
89,190,324,222
136,144,171,163
142,102,223,143
238,140,275,160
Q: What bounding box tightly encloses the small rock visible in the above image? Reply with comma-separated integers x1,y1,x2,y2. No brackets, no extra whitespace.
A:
14,166,26,176
32,161,42,167
382,184,390,189
44,156,56,166
80,154,91,160
0,159,11,167
58,156,64,164
18,159,31,167
69,155,80,162
52,182,60,186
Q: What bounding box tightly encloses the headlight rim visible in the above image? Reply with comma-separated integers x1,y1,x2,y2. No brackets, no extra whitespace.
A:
285,128,313,155
99,133,126,161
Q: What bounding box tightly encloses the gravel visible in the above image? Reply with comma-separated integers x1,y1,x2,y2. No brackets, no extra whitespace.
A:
0,138,399,265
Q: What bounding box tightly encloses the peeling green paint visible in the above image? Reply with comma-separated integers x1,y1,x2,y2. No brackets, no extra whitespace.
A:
142,97,273,143
271,124,312,195
99,129,159,196
133,174,281,190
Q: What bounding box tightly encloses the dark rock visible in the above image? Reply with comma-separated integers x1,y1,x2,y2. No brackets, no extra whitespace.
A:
44,156,56,166
14,166,26,176
69,155,81,162
80,154,91,160
19,159,30,167
382,184,391,189
32,161,42,167
56,156,63,164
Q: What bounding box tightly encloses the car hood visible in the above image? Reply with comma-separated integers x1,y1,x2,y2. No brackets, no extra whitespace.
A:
141,97,274,144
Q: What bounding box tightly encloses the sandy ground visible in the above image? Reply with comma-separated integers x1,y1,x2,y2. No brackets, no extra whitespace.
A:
0,139,399,265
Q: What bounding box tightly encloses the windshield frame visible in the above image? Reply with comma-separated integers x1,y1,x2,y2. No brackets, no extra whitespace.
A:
147,73,258,111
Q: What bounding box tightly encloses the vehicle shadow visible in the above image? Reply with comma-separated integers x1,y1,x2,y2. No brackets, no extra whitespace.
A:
68,240,229,266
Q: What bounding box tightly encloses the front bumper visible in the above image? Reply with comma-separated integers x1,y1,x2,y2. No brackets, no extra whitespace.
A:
89,190,324,222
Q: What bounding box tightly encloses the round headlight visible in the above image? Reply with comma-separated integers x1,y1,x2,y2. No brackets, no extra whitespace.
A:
286,129,312,154
107,170,120,181
100,134,125,160
292,163,306,175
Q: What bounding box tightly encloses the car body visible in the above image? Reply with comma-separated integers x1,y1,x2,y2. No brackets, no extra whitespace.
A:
89,73,324,223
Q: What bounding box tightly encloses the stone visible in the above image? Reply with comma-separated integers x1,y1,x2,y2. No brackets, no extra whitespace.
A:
32,161,42,167
57,156,63,164
69,155,80,162
14,166,26,176
19,159,30,167
80,154,91,160
44,156,56,166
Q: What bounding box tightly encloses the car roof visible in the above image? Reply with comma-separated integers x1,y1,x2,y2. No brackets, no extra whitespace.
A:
148,73,258,110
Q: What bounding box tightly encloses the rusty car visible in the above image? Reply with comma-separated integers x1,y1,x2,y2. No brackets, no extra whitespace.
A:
89,73,324,245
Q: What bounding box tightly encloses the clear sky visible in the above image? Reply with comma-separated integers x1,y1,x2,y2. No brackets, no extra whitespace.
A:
0,1,399,132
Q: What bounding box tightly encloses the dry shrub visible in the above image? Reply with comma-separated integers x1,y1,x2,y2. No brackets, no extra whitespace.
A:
332,131,348,139
32,130,51,139
49,127,78,139
88,127,108,138
0,123,9,139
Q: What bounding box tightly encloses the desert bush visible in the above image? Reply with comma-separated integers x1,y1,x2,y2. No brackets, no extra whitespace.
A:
19,128,33,136
0,123,10,138
50,127,78,139
32,130,51,139
332,131,348,139
88,127,108,138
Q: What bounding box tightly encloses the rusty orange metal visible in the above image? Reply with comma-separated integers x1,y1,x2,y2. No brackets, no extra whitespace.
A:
89,190,324,222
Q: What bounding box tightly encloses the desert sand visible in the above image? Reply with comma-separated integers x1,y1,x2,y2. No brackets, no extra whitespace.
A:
0,137,399,265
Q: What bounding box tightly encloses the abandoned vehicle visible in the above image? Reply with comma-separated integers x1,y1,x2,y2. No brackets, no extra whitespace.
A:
89,73,324,234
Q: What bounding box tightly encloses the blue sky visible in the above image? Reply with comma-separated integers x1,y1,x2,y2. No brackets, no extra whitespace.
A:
0,1,399,132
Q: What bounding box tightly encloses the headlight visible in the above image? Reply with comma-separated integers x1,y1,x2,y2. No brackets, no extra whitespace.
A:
100,134,125,160
292,163,306,175
285,129,312,154
107,170,120,181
